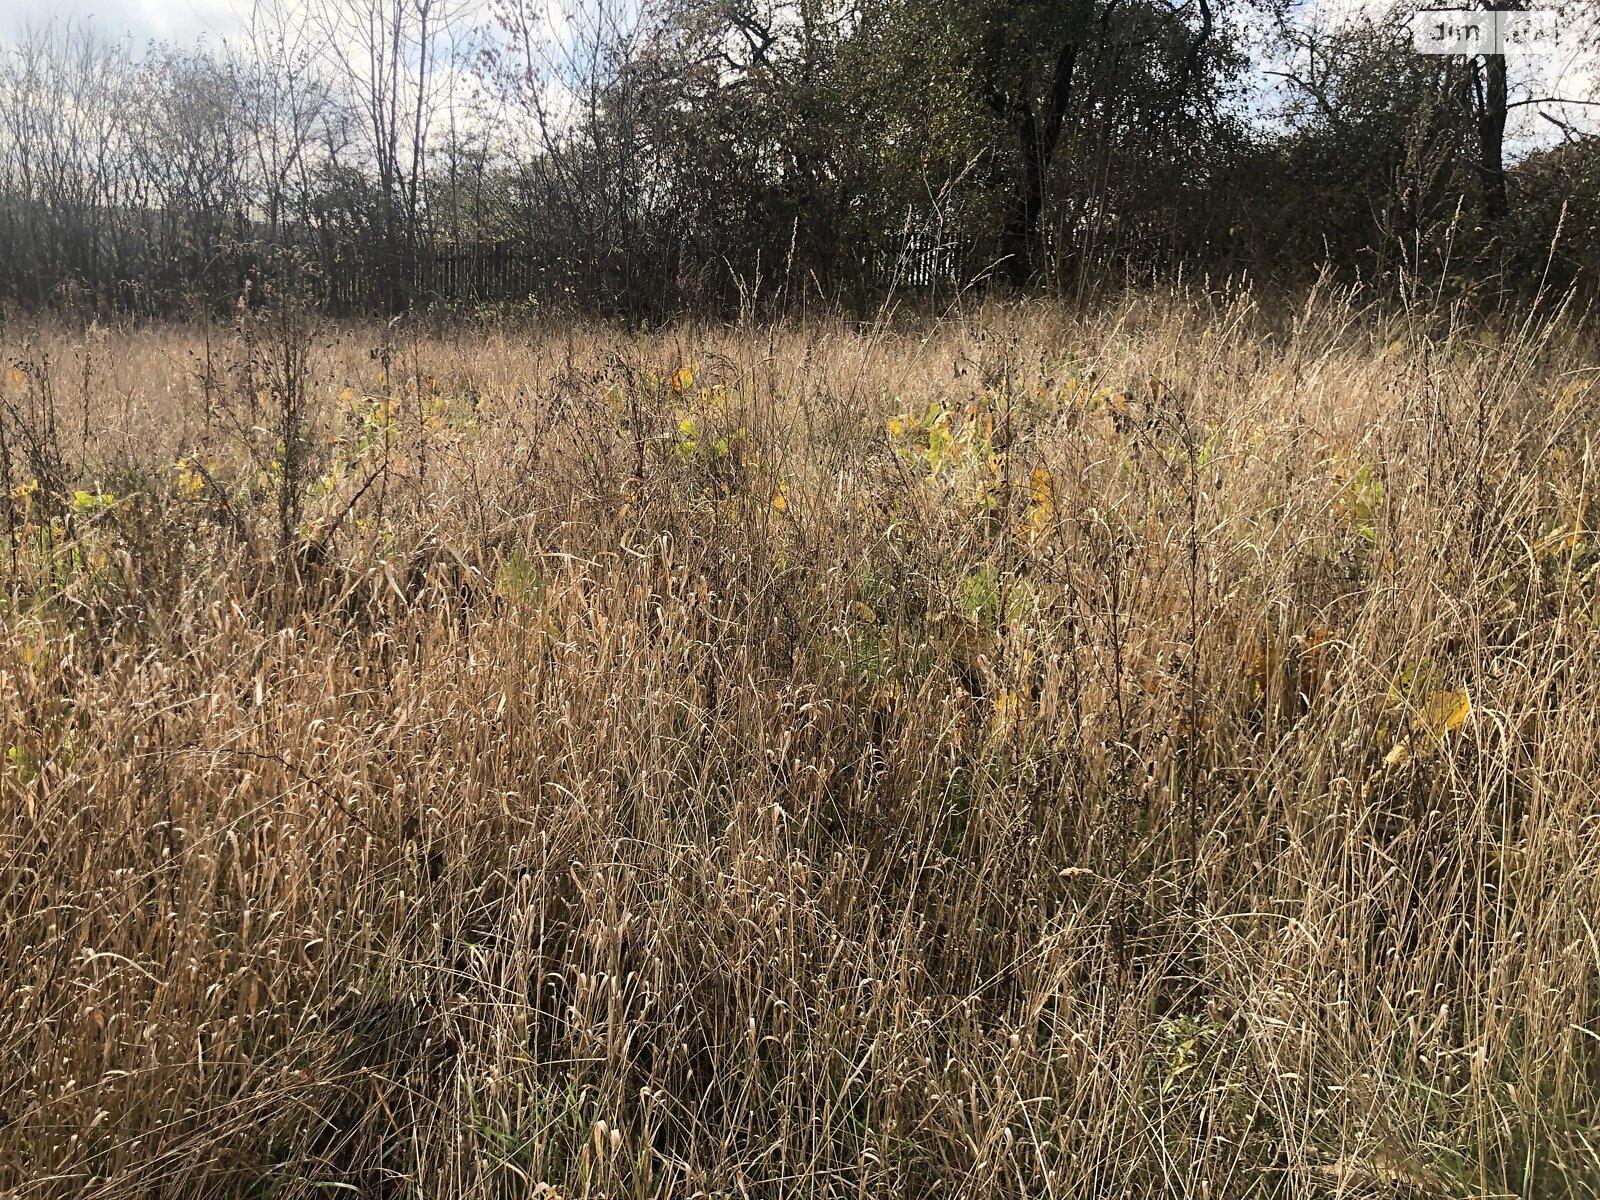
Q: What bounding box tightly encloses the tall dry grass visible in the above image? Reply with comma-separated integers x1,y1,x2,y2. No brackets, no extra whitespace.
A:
0,287,1598,1198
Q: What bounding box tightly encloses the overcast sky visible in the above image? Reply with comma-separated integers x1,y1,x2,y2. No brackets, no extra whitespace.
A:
1,0,245,44
2,0,1595,153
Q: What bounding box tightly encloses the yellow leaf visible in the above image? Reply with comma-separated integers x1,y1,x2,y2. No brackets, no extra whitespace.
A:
990,688,1026,740
770,485,788,513
1534,488,1589,558
1026,467,1057,537
1248,633,1283,703
1419,688,1472,738
849,600,878,625
1383,740,1413,767
175,462,206,499
1386,687,1471,766
1029,467,1055,507
72,489,114,512
673,366,694,392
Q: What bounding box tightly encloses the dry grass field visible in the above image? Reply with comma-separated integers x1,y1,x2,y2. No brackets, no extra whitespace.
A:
2,287,1599,1198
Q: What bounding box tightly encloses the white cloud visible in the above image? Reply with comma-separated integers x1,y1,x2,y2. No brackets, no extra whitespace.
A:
2,0,245,44
1245,0,1599,153
4,0,1594,156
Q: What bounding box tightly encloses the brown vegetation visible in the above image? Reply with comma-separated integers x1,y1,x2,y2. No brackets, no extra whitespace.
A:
1,289,1599,1197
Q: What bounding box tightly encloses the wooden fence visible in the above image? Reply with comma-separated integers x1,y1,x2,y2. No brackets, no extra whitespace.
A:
322,225,984,312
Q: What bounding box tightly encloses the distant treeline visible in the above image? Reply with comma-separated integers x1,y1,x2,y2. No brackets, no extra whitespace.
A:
0,0,1596,317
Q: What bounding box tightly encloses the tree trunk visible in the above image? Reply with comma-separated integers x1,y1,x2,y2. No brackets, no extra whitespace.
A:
1477,50,1509,222
988,37,1079,285
1001,111,1048,283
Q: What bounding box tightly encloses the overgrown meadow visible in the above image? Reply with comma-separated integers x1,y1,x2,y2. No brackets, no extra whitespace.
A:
2,289,1599,1198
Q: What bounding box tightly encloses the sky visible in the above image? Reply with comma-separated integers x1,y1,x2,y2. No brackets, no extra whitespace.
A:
1248,0,1600,153
2,0,1595,154
2,0,246,44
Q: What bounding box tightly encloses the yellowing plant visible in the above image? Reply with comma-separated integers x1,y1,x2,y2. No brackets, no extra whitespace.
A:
174,459,207,500
1384,687,1472,766
1025,468,1056,539
884,398,996,479
1334,457,1384,543
71,490,116,514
